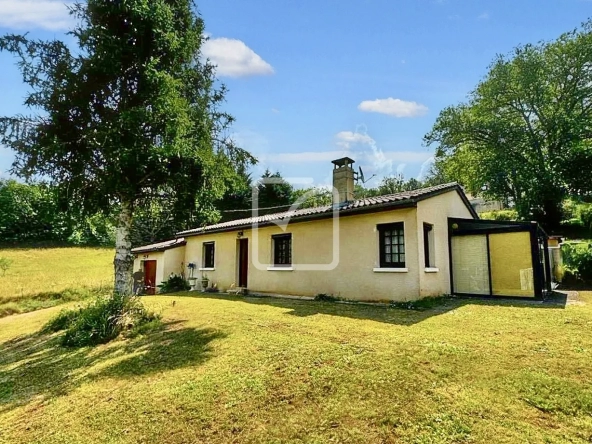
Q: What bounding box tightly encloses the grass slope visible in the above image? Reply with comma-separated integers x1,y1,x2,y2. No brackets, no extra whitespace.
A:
1,292,591,443
0,247,113,317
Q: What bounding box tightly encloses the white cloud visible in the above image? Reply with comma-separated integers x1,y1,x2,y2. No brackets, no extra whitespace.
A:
358,98,428,118
271,108,280,114
335,131,375,149
0,0,73,31
478,12,490,20
202,37,274,78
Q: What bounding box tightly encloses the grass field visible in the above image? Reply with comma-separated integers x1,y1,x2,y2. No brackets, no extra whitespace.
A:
0,247,113,317
1,291,591,443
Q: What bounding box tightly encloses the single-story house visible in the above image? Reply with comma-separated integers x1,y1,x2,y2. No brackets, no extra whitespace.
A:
132,158,552,301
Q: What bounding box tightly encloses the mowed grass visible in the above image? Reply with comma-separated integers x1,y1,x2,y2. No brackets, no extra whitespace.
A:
0,247,113,317
1,292,592,443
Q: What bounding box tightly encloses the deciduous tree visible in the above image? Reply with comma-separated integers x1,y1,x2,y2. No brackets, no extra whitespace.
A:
425,20,592,228
0,0,253,294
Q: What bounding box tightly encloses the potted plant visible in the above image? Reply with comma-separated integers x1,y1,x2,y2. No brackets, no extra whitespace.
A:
187,263,198,290
201,274,209,289
187,262,197,278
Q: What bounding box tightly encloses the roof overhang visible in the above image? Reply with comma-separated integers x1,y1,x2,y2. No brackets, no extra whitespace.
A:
178,184,478,238
131,239,187,254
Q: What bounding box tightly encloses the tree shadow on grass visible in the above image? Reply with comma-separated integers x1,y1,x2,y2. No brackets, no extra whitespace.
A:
181,291,567,327
0,322,226,414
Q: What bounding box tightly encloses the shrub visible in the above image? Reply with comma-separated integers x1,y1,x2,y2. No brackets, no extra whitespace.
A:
158,274,190,294
480,210,519,221
0,302,21,317
562,242,592,283
577,205,592,231
0,257,13,276
43,293,161,347
42,308,79,333
562,200,592,237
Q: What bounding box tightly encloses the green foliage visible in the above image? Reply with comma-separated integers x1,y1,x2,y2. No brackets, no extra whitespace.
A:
255,170,294,215
42,309,79,333
354,175,426,199
68,212,116,246
0,257,12,276
0,302,21,317
158,274,191,294
291,187,333,209
562,242,592,282
0,179,117,246
425,20,592,229
563,200,592,233
0,179,72,243
45,294,161,347
0,0,255,294
479,209,520,221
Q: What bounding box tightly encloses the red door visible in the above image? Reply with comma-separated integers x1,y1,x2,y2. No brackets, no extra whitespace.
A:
238,239,248,287
144,260,157,295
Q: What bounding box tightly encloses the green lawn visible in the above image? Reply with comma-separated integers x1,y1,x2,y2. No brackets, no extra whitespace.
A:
1,292,591,443
0,247,113,317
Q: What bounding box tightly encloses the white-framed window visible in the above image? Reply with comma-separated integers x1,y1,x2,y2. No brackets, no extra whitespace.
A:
203,242,215,269
377,222,405,268
423,223,435,268
272,233,292,267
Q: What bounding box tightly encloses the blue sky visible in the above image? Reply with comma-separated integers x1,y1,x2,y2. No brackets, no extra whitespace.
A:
0,0,590,188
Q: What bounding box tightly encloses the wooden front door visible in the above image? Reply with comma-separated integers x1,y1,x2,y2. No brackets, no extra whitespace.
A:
238,239,248,287
143,260,157,295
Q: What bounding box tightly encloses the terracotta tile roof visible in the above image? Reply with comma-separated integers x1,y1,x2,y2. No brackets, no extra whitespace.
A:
177,182,475,237
131,238,186,254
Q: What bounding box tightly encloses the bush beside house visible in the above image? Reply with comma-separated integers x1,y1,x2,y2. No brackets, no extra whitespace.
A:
562,242,592,285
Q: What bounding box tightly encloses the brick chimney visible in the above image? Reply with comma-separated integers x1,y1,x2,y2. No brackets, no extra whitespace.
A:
332,157,355,205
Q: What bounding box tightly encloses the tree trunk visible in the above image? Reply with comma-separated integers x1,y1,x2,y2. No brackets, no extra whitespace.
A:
114,201,134,295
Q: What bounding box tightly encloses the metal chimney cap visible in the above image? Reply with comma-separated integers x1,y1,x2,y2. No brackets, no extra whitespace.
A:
331,157,355,167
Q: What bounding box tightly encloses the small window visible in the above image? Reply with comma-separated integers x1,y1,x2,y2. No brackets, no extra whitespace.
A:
272,234,292,267
378,223,405,268
203,242,215,268
424,223,435,268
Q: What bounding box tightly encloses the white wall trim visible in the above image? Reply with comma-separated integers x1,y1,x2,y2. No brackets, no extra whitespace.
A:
373,267,408,273
199,267,215,271
267,266,294,271
424,267,439,273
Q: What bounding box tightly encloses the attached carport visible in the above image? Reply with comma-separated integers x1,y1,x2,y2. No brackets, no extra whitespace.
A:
448,218,552,299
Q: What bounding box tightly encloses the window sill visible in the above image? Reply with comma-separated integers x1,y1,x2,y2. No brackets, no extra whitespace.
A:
424,267,439,273
373,268,408,273
199,267,215,271
267,266,294,271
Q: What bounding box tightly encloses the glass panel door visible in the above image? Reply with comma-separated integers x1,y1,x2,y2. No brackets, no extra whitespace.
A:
451,235,490,295
489,232,534,297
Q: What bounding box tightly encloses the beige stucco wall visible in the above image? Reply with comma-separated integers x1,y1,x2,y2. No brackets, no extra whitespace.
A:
184,206,424,301
138,190,474,301
416,190,476,297
163,247,186,280
133,251,165,288
132,245,186,291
